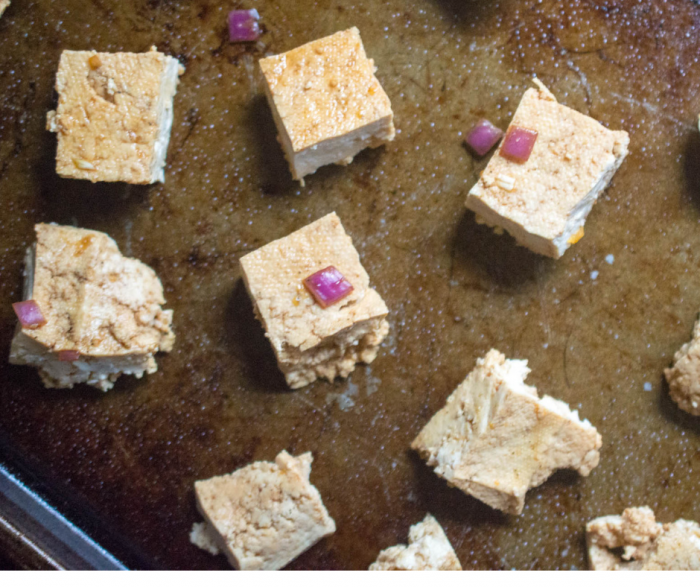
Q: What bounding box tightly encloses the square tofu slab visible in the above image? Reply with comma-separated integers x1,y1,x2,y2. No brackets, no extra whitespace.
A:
411,349,602,515
259,27,395,183
193,451,336,570
465,80,629,258
587,507,700,570
9,224,175,391
46,47,184,184
0,1,10,18
239,212,389,389
369,514,462,570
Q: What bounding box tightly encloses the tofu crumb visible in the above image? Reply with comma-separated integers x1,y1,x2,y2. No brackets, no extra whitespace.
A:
495,173,516,191
369,514,462,570
189,522,221,556
193,451,336,570
587,507,700,570
411,349,602,515
9,224,175,391
664,316,700,415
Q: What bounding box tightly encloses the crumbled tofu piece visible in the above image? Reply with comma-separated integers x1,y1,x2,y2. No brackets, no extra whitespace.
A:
587,507,700,570
411,349,602,515
46,47,184,184
664,317,700,416
259,27,395,183
239,212,389,389
369,514,462,570
465,80,629,259
189,522,221,556
193,451,336,570
0,1,10,18
9,224,175,391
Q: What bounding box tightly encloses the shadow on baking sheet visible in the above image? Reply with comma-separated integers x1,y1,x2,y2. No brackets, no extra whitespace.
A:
224,279,289,393
658,377,700,436
454,211,553,290
683,129,700,212
34,134,150,228
408,451,507,526
247,95,296,198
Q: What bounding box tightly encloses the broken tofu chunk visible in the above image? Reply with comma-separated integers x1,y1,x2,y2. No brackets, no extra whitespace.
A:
9,224,175,391
664,317,700,416
0,1,9,18
465,80,629,259
369,514,462,570
411,349,602,515
239,212,389,389
193,451,336,570
587,507,700,570
259,27,395,183
46,47,184,184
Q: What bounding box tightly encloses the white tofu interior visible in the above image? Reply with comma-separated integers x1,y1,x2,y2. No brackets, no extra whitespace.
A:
150,56,181,183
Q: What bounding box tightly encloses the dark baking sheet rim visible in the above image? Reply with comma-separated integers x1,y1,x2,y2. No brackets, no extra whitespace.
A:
0,435,137,570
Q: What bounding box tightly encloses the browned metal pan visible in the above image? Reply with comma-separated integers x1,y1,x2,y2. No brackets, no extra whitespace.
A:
0,0,699,569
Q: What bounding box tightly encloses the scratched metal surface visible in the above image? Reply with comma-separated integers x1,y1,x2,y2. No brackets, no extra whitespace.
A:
1,0,700,570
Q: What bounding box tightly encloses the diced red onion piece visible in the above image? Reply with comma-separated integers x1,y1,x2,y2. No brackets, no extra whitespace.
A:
58,350,80,362
12,300,47,329
500,126,538,163
465,119,503,157
228,9,261,42
303,266,354,309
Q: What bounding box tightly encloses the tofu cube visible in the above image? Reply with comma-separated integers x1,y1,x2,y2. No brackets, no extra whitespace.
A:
46,47,184,184
9,224,175,391
465,80,629,258
259,27,395,183
0,1,10,18
193,451,336,570
239,212,389,389
411,349,602,515
369,514,462,570
587,507,700,570
664,317,700,416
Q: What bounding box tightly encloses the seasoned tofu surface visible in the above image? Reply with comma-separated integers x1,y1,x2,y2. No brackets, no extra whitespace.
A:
412,349,602,515
9,224,175,390
587,507,700,570
259,27,395,181
47,47,183,184
194,451,336,570
240,212,389,388
369,514,462,570
259,27,394,153
466,81,629,258
664,317,700,416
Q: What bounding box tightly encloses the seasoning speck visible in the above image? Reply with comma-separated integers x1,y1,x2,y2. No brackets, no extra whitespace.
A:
590,270,599,280
605,254,614,265
644,382,652,392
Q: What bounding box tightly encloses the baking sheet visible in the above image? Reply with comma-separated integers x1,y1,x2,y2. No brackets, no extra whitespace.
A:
1,0,700,570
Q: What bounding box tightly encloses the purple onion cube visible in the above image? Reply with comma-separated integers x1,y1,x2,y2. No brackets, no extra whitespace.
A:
12,300,47,329
500,126,539,163
465,119,503,157
303,266,354,309
228,9,261,43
